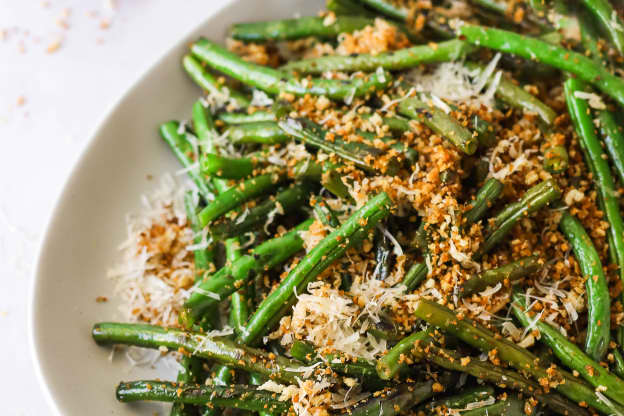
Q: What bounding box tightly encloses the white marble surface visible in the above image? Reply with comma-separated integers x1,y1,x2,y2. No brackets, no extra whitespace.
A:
0,1,231,413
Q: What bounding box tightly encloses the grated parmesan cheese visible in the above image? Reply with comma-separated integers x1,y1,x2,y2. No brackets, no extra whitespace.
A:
108,174,196,327
275,278,406,360
404,53,501,109
574,91,607,110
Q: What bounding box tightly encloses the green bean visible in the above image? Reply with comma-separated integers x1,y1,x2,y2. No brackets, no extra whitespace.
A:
475,180,561,259
226,121,289,145
192,101,234,194
417,387,494,415
412,299,624,415
355,0,406,20
462,398,524,416
182,55,249,108
92,322,307,384
224,236,250,341
281,39,475,75
356,129,418,166
348,380,450,416
377,330,432,380
159,121,213,200
182,219,313,324
230,16,373,42
465,62,557,125
512,291,624,406
218,110,275,124
458,24,624,107
312,199,340,228
411,343,589,416
197,172,284,227
565,81,624,280
201,153,258,179
459,255,541,298
566,78,624,348
209,185,310,239
184,192,214,278
279,118,399,174
579,9,609,66
293,159,351,200
542,131,569,174
558,211,611,361
597,109,624,187
117,381,291,414
400,262,428,292
289,341,385,388
191,38,392,101
463,178,503,226
327,0,426,43
613,348,624,379
192,101,217,153
170,354,205,416
579,0,624,55
469,0,551,30
379,115,410,135
398,97,478,155
239,192,392,345
327,0,377,17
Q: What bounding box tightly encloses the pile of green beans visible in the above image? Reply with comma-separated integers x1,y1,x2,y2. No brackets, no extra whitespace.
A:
92,2,624,415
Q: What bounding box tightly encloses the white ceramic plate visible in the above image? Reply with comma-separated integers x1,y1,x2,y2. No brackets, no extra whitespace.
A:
29,1,322,414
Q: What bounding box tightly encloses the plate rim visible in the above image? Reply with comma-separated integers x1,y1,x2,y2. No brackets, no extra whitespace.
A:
27,1,236,414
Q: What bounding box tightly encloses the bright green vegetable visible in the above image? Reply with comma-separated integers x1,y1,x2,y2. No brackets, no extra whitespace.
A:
565,78,624,291
230,16,374,42
169,355,205,416
281,39,474,75
191,38,392,101
400,262,428,292
201,153,257,179
327,0,377,17
293,159,351,200
289,341,386,389
458,24,624,107
410,343,589,416
542,131,569,174
280,118,399,174
239,192,392,345
476,180,561,258
376,330,432,380
218,110,275,124
117,381,291,414
558,212,611,361
182,219,313,324
184,192,214,278
226,121,289,145
579,0,624,55
416,387,494,415
197,172,284,227
182,55,249,108
159,121,213,200
92,322,307,384
348,380,452,416
465,62,557,125
208,185,310,239
463,178,503,226
512,291,624,405
398,97,478,155
597,109,624,186
412,299,624,415
459,256,541,298
462,398,524,416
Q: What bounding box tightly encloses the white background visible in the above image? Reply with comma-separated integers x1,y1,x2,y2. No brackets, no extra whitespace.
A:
0,1,230,413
